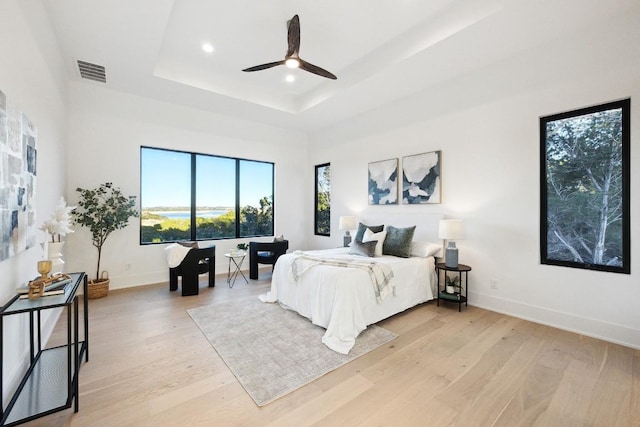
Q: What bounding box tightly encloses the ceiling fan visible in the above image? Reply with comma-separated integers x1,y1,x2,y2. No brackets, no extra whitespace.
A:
242,14,337,80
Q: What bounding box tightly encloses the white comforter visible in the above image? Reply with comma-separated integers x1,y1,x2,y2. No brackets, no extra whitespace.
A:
259,248,436,354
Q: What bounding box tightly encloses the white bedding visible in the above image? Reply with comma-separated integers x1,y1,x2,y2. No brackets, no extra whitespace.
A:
259,248,436,354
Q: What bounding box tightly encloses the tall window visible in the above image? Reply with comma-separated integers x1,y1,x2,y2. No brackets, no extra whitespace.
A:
140,147,274,244
315,163,330,236
540,99,630,274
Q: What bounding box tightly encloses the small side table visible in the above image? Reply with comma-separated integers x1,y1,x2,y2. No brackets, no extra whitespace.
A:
224,252,248,288
435,263,471,312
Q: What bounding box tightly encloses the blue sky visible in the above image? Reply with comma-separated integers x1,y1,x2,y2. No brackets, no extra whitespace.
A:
141,148,272,208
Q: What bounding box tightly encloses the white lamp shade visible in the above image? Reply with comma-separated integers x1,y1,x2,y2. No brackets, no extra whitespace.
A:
438,219,465,240
338,216,357,231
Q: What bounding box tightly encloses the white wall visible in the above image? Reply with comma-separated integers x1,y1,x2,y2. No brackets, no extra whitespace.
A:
308,11,640,348
0,0,69,402
64,83,308,288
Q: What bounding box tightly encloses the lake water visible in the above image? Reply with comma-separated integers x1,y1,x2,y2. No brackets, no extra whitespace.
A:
152,210,229,219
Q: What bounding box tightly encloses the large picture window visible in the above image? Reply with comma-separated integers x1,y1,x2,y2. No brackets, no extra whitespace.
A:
315,163,330,236
140,147,274,244
540,99,630,274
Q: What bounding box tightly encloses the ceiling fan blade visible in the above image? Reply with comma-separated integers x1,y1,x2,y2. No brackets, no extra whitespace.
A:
286,14,300,57
242,61,284,72
299,59,337,80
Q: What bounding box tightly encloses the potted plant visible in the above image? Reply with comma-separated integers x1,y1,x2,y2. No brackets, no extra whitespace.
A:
445,275,459,295
72,182,138,298
236,243,248,252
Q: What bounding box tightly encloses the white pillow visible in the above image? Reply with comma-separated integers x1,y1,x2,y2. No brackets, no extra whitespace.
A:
411,241,442,258
362,228,387,257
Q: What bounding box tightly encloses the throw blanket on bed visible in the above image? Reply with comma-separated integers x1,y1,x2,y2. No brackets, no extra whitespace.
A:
289,253,395,302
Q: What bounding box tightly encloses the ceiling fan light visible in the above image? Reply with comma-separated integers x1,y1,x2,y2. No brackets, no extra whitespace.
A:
285,58,300,69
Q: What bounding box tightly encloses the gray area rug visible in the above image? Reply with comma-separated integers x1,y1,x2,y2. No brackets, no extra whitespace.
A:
187,297,397,406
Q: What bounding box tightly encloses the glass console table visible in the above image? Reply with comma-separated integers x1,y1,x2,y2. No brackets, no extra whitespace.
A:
0,272,88,426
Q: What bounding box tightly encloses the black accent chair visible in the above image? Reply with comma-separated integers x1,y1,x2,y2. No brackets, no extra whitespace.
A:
169,245,215,296
249,240,289,280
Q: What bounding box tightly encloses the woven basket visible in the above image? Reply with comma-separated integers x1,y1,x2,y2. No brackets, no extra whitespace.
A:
88,271,110,299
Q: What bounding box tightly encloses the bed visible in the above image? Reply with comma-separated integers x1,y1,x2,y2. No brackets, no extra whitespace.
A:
259,245,439,354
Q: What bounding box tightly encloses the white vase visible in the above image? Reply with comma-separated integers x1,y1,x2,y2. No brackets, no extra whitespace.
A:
46,241,65,274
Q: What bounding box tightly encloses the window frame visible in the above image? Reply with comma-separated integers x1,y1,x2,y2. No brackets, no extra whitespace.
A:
140,146,274,244
539,98,630,274
314,163,331,236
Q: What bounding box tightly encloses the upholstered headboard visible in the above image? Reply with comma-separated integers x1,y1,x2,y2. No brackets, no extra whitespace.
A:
358,212,444,256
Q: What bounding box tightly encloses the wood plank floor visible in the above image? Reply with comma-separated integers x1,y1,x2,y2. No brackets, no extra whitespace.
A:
28,273,639,426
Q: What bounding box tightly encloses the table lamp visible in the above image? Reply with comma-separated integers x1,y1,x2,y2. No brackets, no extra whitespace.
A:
338,216,357,247
438,219,465,268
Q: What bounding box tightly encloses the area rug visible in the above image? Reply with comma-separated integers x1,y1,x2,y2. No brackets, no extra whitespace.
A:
187,297,397,406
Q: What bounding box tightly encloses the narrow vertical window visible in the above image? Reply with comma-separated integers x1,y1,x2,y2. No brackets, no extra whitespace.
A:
195,155,236,240
239,160,274,237
140,148,191,243
315,163,331,236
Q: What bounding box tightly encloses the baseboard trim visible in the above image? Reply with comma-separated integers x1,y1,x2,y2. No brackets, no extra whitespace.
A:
469,291,640,350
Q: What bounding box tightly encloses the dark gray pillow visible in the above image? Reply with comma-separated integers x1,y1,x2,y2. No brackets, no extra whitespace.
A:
350,240,378,257
355,222,384,243
383,225,416,258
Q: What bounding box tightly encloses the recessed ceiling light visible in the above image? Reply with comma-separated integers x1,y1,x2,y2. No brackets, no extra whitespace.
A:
202,43,214,53
285,75,295,83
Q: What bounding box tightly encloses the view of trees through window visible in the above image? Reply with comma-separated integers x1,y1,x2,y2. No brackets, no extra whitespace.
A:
541,99,630,273
315,163,330,235
140,147,274,244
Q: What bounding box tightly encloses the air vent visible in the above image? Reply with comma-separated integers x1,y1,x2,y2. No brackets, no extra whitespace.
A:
77,60,106,83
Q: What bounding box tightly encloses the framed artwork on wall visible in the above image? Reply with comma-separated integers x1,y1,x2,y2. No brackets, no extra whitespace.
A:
402,151,441,204
540,98,630,274
368,158,398,205
0,89,38,262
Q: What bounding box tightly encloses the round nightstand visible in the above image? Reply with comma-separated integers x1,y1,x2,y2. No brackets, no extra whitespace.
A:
435,263,471,312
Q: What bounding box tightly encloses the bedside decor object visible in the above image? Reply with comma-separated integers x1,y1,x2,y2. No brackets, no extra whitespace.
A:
445,275,459,294
338,216,356,247
72,182,138,298
402,151,441,204
438,219,465,268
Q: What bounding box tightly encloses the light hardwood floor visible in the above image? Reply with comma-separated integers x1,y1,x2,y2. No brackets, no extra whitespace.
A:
28,273,639,427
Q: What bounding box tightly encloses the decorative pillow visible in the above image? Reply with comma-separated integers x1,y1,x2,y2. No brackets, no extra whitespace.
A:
349,240,377,257
362,228,387,257
411,241,442,257
273,234,285,242
383,225,416,258
355,222,384,243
